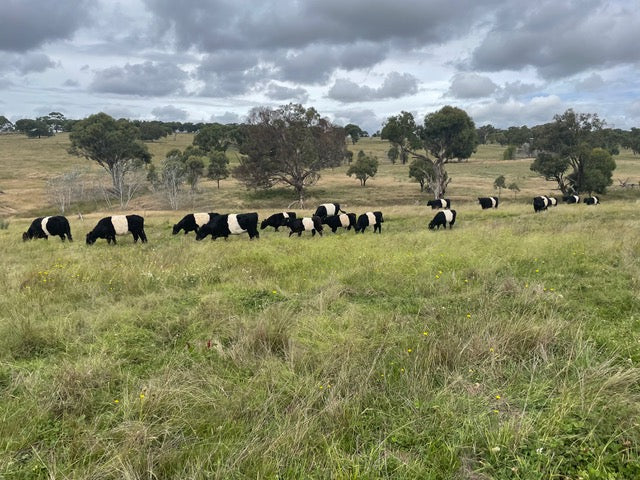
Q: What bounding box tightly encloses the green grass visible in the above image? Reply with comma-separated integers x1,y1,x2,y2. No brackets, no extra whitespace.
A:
1,133,640,478
1,203,640,479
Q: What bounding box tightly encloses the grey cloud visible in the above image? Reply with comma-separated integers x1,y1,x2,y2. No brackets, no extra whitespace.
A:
152,105,189,122
145,0,500,52
265,83,309,103
276,43,387,84
0,52,57,75
210,112,242,124
328,72,419,103
470,1,640,79
0,0,91,52
575,73,605,92
196,52,272,97
63,79,80,87
447,73,497,99
90,61,188,96
467,95,565,128
332,108,383,135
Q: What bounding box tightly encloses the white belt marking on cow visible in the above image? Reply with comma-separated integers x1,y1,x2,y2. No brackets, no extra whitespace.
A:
282,212,289,219
321,203,336,216
366,212,376,226
111,215,129,235
490,197,496,208
302,217,314,231
41,216,52,236
573,195,579,203
193,212,209,227
339,214,349,228
543,197,549,207
227,214,246,234
443,210,453,224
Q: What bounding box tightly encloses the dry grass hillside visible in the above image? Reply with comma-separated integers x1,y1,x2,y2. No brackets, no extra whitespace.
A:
1,132,639,218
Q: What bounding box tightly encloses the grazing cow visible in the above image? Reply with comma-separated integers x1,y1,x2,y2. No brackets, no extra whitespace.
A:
533,196,550,213
478,196,499,209
547,196,558,207
314,203,342,218
355,211,384,233
23,216,72,242
428,209,457,230
584,196,600,205
563,195,580,204
260,212,297,231
286,216,323,237
86,215,146,245
427,198,451,209
195,213,259,240
172,212,219,235
321,213,357,233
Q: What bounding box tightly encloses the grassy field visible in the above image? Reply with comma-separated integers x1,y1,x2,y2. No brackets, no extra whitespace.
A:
1,133,640,478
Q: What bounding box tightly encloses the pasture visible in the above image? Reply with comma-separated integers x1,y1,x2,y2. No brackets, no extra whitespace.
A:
1,133,640,478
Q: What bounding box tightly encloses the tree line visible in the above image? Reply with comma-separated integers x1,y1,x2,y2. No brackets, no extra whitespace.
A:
3,104,637,213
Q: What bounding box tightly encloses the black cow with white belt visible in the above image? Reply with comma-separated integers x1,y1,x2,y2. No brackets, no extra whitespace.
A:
173,212,219,235
195,213,259,240
23,216,72,242
260,212,297,231
86,215,147,245
428,209,456,230
355,211,384,233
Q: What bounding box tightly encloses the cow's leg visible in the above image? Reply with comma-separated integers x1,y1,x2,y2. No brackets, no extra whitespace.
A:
298,231,302,237
140,230,148,243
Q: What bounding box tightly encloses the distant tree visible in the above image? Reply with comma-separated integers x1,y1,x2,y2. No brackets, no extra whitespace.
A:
347,150,378,186
344,123,364,144
493,175,506,197
503,145,516,160
137,121,171,141
15,118,53,138
531,109,615,194
476,124,497,144
69,113,151,207
0,116,14,132
507,182,520,199
181,146,206,191
623,127,640,155
233,104,346,206
387,145,399,164
207,151,230,188
344,150,354,164
193,123,234,152
504,125,531,146
530,152,571,194
573,147,616,194
40,112,68,132
383,106,476,199
418,106,477,198
408,156,434,192
380,111,420,165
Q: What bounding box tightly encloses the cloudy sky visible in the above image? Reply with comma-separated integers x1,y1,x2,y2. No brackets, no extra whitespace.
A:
1,0,640,134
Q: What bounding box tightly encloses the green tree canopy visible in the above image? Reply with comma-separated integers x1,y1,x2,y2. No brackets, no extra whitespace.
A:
207,151,230,189
408,156,434,193
531,109,616,194
193,123,237,152
347,150,378,186
493,175,506,196
380,111,420,165
233,104,346,206
15,118,53,138
383,106,476,199
69,113,151,205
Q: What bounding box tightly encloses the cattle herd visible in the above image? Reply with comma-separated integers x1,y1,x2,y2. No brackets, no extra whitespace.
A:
20,195,601,244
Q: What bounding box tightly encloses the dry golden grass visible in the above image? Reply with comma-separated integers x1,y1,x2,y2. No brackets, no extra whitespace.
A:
1,132,639,217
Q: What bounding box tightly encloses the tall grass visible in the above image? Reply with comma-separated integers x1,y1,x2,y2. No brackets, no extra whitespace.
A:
1,203,639,478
